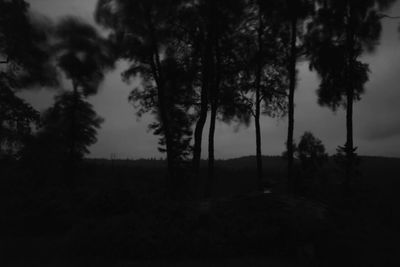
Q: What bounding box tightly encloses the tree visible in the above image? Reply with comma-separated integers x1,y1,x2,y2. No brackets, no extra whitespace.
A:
175,0,249,195
53,17,114,167
95,0,197,197
177,0,212,179
40,92,103,161
306,0,396,191
20,92,103,186
198,0,247,197
269,0,314,193
128,53,196,195
0,0,57,86
296,131,328,172
0,83,39,158
0,0,58,159
236,0,288,191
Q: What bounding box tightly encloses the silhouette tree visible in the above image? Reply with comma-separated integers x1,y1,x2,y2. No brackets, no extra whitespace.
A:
52,17,114,175
274,0,314,193
0,0,58,159
20,92,103,187
0,84,39,158
306,0,396,191
41,92,103,161
198,0,246,196
236,0,288,191
173,0,248,194
296,131,328,172
128,53,196,195
177,0,213,179
95,0,197,197
289,131,328,195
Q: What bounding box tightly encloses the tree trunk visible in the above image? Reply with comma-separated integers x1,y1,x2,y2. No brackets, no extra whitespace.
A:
287,16,297,194
206,102,217,198
192,87,208,173
192,34,212,176
255,5,264,191
155,70,176,197
66,81,79,189
345,87,354,191
344,2,355,192
145,9,177,198
255,97,263,191
206,30,220,198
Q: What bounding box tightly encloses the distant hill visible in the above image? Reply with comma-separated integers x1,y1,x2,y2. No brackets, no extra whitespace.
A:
85,155,400,197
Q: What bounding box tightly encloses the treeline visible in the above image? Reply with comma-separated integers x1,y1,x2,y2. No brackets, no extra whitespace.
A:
0,0,397,198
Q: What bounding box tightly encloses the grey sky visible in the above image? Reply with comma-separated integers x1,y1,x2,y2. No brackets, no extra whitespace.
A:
23,0,400,159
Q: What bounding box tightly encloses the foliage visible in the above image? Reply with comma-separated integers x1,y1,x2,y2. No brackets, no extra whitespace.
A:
296,131,328,172
53,17,115,96
306,0,396,110
0,83,39,157
38,92,104,161
0,0,57,158
0,0,58,89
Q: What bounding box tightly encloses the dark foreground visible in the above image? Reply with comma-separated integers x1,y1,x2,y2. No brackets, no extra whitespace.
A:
1,156,399,266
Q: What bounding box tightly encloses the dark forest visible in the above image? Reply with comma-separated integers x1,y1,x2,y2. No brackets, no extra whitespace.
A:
1,0,400,266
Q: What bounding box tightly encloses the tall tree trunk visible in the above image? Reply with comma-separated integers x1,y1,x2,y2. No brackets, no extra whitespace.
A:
66,81,79,189
255,4,264,191
192,87,208,173
155,66,176,197
344,2,355,192
206,102,217,198
206,34,220,198
287,16,297,194
255,95,263,191
192,34,212,177
145,9,177,198
345,87,354,191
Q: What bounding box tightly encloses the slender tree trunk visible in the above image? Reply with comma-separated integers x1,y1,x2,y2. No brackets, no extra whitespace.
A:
344,3,355,192
192,36,211,176
145,9,177,198
66,81,79,188
255,5,264,191
255,96,263,191
287,16,297,193
206,102,217,197
345,87,354,190
192,87,208,173
206,33,220,198
155,69,176,197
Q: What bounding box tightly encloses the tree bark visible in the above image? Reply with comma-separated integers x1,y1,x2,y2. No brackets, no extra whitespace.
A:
206,29,220,198
145,8,177,197
192,86,208,174
206,102,217,198
287,15,297,194
66,81,79,189
344,2,355,192
255,5,264,191
192,31,212,177
345,85,354,191
255,96,263,191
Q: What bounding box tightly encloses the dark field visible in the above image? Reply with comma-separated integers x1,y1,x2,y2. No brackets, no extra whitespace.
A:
1,156,400,266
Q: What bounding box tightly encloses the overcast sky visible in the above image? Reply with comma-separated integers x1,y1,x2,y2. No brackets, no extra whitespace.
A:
22,0,400,159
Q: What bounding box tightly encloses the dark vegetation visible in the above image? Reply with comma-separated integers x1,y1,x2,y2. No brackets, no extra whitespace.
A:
1,0,400,266
1,156,400,266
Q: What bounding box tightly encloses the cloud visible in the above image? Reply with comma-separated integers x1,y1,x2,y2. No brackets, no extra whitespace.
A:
363,122,400,140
